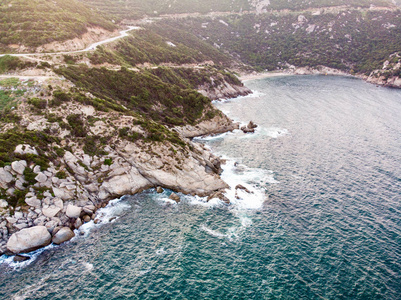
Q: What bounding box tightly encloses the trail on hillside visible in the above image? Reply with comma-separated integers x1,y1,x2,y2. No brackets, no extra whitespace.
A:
0,26,141,58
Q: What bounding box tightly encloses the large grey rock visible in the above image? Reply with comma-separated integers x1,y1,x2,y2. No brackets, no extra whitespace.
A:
52,227,75,245
11,160,27,175
83,204,95,215
6,226,52,254
42,205,61,218
53,198,64,209
0,168,13,184
66,205,81,218
0,199,8,208
53,187,74,200
25,197,42,208
35,172,47,183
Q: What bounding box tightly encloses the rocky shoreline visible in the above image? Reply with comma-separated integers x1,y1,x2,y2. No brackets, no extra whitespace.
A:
0,81,251,259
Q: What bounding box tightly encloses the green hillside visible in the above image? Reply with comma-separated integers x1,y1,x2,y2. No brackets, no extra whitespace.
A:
165,8,401,74
0,0,115,52
80,0,394,21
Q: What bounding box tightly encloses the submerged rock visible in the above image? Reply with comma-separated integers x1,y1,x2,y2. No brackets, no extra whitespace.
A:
13,254,31,262
52,227,75,245
6,226,52,254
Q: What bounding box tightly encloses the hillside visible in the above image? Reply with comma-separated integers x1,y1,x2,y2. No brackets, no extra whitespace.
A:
0,0,116,53
160,6,401,80
79,0,395,20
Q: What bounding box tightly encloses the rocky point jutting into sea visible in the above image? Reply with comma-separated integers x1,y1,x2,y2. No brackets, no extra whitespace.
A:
0,73,251,258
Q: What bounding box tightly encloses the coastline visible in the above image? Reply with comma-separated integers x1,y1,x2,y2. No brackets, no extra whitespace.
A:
239,66,401,89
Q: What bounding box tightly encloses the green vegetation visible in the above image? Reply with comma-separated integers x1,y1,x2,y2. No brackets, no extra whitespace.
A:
89,24,231,66
267,0,393,10
0,128,59,168
0,78,27,111
0,0,115,52
56,65,219,126
0,56,35,74
79,0,250,21
80,0,393,21
168,9,401,74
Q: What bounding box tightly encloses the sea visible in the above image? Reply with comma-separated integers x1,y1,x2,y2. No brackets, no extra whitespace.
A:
1,75,400,299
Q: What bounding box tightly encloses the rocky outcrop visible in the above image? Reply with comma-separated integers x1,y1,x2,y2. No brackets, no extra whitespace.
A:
175,113,239,138
365,75,401,88
241,121,258,133
198,80,251,100
6,226,51,254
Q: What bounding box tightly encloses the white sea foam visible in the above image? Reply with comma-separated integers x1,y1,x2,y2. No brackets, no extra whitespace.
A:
212,90,265,104
218,159,278,210
76,197,131,237
0,243,57,270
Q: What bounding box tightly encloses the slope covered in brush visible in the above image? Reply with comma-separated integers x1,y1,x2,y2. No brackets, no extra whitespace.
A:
0,0,115,52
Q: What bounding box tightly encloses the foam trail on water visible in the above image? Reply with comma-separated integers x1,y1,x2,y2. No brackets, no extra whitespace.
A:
200,224,239,241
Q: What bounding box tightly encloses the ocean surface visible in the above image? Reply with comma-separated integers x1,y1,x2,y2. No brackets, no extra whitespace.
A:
1,75,401,299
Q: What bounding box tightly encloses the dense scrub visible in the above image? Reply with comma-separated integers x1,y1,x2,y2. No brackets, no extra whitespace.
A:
0,0,115,52
56,65,219,126
0,56,36,74
80,0,250,21
167,9,401,74
79,0,393,21
89,24,231,67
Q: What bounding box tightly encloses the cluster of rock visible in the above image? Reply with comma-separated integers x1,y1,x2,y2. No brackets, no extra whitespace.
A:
241,121,258,133
0,119,233,258
198,77,251,100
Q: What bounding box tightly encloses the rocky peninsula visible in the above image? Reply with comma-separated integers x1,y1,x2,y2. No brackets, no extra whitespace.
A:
0,65,251,258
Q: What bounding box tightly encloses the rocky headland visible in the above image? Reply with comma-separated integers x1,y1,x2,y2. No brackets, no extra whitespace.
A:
0,69,251,258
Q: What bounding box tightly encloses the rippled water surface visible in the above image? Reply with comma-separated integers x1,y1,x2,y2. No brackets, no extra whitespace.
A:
1,75,401,299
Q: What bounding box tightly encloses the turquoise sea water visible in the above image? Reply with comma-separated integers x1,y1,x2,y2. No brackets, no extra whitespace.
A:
1,75,401,299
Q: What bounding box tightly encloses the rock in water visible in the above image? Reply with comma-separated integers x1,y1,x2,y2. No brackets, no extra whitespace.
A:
52,227,75,245
248,121,258,129
169,192,180,203
156,186,164,193
6,226,51,254
241,121,258,133
13,254,30,262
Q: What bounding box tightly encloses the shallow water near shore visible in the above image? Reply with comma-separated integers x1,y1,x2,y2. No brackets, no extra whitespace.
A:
1,75,401,299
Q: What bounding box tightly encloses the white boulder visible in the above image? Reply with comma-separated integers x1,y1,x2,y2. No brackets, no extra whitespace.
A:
0,168,13,183
11,160,27,175
6,226,52,254
42,205,61,218
52,227,75,245
66,205,81,218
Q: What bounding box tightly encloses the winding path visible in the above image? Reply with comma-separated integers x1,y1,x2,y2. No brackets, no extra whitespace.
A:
0,26,141,58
